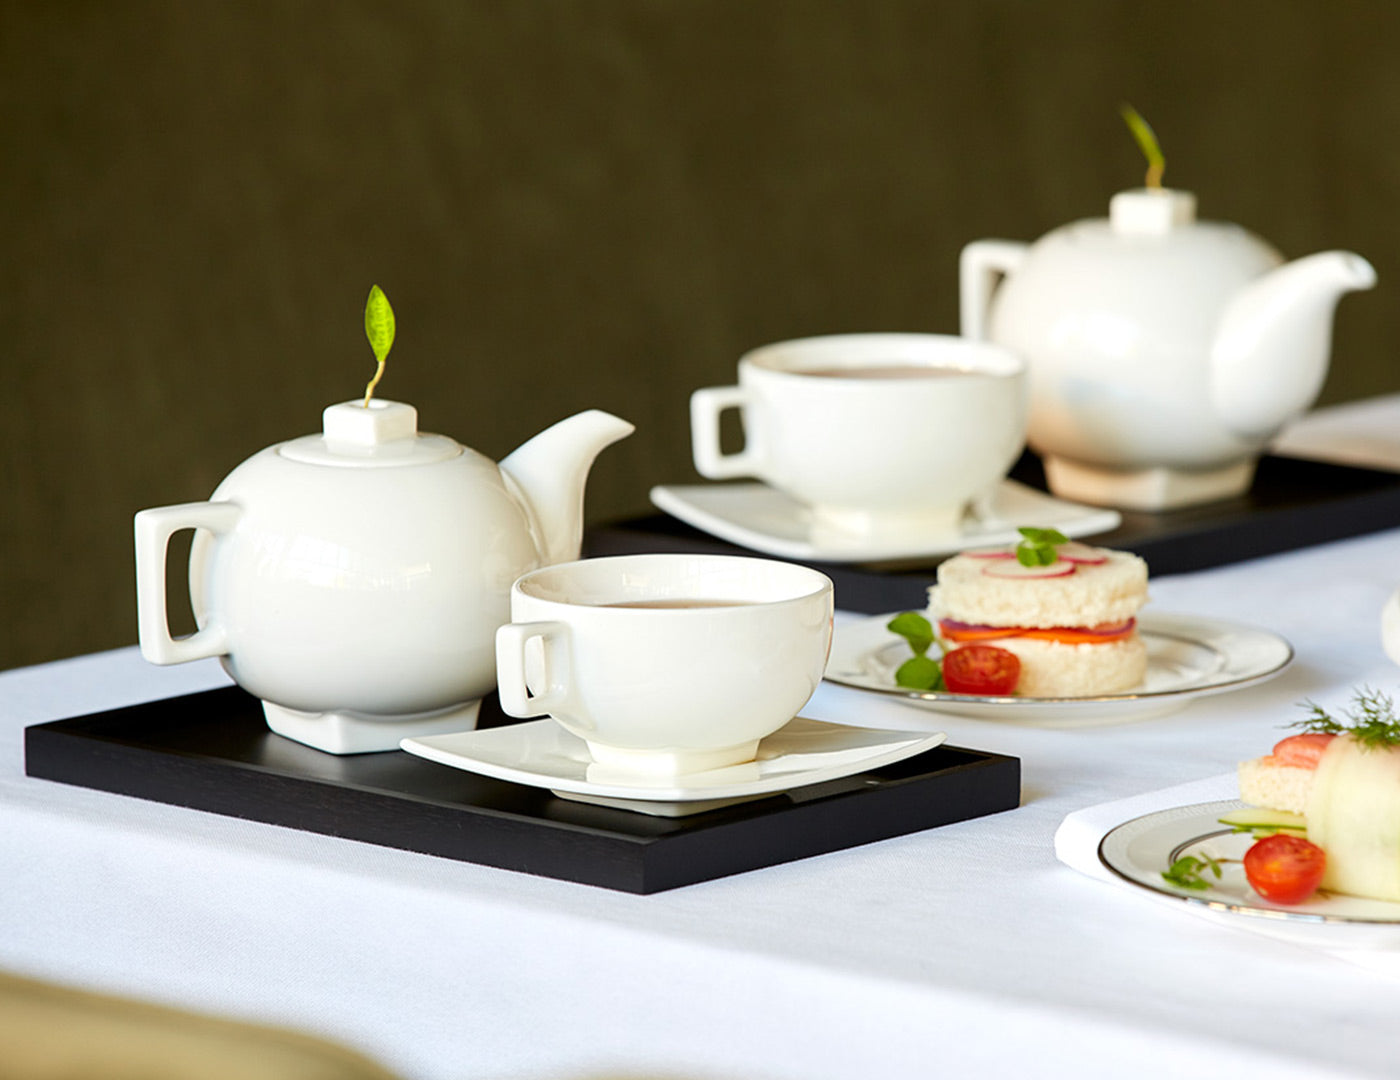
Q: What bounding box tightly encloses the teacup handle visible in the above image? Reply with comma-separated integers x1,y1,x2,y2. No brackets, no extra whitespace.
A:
959,239,1029,340
690,385,762,480
495,621,575,720
133,501,242,664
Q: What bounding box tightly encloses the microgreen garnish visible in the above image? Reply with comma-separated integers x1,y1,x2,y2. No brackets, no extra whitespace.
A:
886,611,945,691
1015,527,1069,567
1161,853,1228,891
1121,104,1165,190
362,284,396,407
1291,687,1400,751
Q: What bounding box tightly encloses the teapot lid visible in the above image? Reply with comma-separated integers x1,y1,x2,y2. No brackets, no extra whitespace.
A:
278,400,462,468
1109,188,1197,236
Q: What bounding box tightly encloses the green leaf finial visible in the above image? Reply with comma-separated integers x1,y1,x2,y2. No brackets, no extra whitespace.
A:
362,284,396,407
1120,104,1166,190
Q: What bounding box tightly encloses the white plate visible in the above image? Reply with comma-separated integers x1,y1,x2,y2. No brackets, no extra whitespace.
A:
824,611,1293,726
401,717,947,817
1099,799,1400,944
649,479,1121,563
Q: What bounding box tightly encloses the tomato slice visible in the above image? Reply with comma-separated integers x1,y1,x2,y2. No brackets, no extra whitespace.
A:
941,644,1021,695
1242,834,1327,904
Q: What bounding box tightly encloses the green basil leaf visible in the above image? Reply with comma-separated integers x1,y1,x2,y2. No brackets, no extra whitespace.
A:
886,611,935,657
1015,526,1068,567
895,654,944,691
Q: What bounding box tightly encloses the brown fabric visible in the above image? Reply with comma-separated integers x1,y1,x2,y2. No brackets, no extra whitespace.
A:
0,971,401,1080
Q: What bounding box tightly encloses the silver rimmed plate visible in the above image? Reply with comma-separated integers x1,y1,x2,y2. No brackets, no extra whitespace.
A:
402,717,947,817
824,611,1292,726
1099,799,1400,943
648,479,1120,563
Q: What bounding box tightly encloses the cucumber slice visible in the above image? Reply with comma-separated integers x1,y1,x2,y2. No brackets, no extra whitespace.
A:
1218,808,1307,832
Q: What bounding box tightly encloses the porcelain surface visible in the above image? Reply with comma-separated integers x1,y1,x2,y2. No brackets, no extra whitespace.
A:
690,333,1027,535
961,189,1374,509
134,400,632,753
1100,800,1400,947
402,716,947,816
495,554,834,776
1382,588,1400,668
649,478,1120,563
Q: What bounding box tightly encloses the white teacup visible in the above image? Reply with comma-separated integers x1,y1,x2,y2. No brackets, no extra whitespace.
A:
690,333,1027,537
494,554,834,776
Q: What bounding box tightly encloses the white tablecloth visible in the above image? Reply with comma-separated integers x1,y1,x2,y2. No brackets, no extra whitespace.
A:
5,399,1400,1079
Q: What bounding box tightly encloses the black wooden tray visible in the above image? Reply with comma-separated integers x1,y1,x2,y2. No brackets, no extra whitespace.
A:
588,453,1400,615
24,686,1020,894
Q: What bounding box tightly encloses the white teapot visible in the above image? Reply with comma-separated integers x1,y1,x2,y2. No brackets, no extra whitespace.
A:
135,400,632,753
961,188,1375,510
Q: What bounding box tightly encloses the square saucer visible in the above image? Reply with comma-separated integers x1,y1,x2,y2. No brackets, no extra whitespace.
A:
402,717,946,817
648,479,1120,563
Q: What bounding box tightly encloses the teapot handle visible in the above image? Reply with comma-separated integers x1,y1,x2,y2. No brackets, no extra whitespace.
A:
133,501,242,665
959,240,1028,340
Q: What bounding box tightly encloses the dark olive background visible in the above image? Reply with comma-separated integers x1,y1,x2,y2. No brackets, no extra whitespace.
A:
4,1,1397,671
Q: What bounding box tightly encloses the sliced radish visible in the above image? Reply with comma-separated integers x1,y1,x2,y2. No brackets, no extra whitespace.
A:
1055,541,1107,565
963,546,1016,559
982,560,1077,579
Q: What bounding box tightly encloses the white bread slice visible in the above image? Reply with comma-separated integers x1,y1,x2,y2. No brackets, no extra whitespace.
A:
1237,757,1314,815
980,633,1146,697
928,549,1147,628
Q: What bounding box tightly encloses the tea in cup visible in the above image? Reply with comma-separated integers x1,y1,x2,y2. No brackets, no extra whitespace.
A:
494,554,834,776
690,333,1027,537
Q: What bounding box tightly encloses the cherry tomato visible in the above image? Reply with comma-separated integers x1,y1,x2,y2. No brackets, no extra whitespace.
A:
1243,834,1327,904
941,644,1020,695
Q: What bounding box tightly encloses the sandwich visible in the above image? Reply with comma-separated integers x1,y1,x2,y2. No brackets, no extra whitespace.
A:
925,529,1149,697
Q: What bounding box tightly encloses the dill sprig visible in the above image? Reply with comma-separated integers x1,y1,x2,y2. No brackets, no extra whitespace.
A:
1291,687,1400,750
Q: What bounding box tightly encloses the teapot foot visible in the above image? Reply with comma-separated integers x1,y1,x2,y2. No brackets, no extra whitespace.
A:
261,699,483,755
1042,456,1256,512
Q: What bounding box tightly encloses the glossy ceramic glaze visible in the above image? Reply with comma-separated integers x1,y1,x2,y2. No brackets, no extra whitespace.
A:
134,400,632,753
961,189,1375,509
1381,588,1400,668
495,554,834,776
403,717,944,817
826,610,1293,727
690,333,1027,536
647,479,1119,563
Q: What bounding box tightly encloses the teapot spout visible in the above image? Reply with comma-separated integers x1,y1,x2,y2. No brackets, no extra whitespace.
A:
500,410,635,567
1210,250,1376,439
